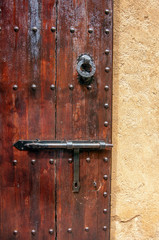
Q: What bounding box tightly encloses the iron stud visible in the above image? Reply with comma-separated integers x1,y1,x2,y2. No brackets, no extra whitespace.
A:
51,27,56,32
13,230,18,235
67,228,72,233
31,229,36,236
50,84,55,90
68,158,73,163
105,29,110,34
49,229,54,235
86,157,90,163
85,227,89,232
14,26,19,32
105,9,110,15
49,159,54,165
13,84,18,90
0,27,1,31
103,157,108,162
103,174,108,180
0,9,2,13
87,85,92,90
31,159,36,165
32,26,37,32
105,67,110,73
69,84,74,90
88,28,93,33
103,192,107,197
31,84,37,90
103,209,108,214
70,27,75,33
104,121,108,127
104,103,109,109
104,85,109,91
105,49,110,55
13,160,17,166
103,226,107,231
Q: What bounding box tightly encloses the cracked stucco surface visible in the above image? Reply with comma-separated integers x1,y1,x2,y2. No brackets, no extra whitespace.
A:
111,0,159,239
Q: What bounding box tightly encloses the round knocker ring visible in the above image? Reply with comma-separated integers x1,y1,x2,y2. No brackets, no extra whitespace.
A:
77,54,96,85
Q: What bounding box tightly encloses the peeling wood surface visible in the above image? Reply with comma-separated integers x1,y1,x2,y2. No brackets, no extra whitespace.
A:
0,0,113,239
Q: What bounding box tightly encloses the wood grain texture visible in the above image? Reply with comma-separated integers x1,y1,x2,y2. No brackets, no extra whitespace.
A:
56,0,113,239
0,0,113,239
0,0,56,239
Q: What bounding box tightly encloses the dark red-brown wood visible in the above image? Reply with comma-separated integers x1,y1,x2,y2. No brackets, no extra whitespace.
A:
0,0,113,239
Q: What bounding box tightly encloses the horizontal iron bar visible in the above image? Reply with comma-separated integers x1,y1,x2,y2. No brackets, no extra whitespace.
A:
14,140,113,151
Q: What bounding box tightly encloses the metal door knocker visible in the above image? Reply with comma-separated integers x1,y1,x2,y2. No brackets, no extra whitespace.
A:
77,54,96,85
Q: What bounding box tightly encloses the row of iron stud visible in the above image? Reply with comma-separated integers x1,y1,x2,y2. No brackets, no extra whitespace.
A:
13,229,54,235
3,25,110,34
12,84,110,127
12,83,109,91
13,225,108,235
13,156,109,191
1,8,110,34
13,157,109,165
13,155,109,225
67,226,107,233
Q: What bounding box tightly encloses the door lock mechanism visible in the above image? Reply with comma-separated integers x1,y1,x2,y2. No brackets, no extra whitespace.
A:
77,54,96,85
14,140,113,193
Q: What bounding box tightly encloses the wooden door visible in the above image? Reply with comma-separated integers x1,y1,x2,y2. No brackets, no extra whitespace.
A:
0,0,113,239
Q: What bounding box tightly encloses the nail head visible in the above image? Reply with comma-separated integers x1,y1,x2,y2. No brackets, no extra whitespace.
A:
69,84,74,90
105,29,110,34
105,67,110,73
104,103,109,109
13,160,17,166
31,84,37,90
105,9,110,15
104,121,108,127
51,27,56,32
13,230,18,235
105,49,110,55
67,228,72,233
13,84,18,90
49,229,54,235
103,192,107,197
70,27,75,33
103,157,108,162
50,84,55,90
88,28,93,33
85,227,89,232
103,174,108,180
32,26,37,32
86,157,90,163
68,158,73,163
31,229,36,235
103,226,107,231
49,159,54,165
31,159,36,165
87,85,92,90
103,209,108,214
104,85,109,91
14,26,19,32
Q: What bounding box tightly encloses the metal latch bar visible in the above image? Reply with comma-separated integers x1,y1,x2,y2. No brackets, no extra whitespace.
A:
72,149,80,193
13,140,113,193
14,140,113,151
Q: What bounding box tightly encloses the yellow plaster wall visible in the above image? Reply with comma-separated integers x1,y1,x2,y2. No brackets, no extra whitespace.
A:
111,0,159,239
